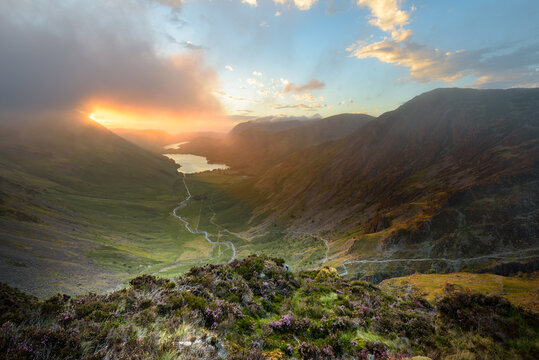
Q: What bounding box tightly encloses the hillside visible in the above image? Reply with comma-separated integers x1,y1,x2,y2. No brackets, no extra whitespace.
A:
1,256,537,360
0,115,186,297
177,114,374,173
380,271,539,313
251,88,539,278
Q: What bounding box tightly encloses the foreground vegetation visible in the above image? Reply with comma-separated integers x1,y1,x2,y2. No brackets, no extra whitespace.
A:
1,255,537,359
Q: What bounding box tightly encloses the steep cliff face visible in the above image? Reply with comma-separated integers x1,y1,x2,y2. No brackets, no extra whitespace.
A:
252,88,539,274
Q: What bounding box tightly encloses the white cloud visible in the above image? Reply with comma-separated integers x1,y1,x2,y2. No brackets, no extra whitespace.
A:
225,65,234,71
257,88,270,96
293,93,323,102
293,0,318,10
247,78,265,87
273,0,317,11
241,0,258,7
348,39,539,86
357,0,411,39
283,79,325,93
214,91,260,103
271,102,326,110
349,1,539,87
253,71,263,76
275,11,281,16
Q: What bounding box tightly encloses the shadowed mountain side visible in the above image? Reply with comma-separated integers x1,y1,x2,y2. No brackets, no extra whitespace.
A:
252,88,539,275
0,115,182,297
176,113,374,173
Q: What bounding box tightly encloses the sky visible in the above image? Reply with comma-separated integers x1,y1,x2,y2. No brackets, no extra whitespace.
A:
1,0,538,132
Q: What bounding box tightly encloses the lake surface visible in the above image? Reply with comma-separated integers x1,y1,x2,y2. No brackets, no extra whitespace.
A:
163,141,188,150
163,153,229,174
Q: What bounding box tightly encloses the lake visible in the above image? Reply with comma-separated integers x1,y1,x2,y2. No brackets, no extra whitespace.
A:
163,141,188,150
163,153,229,174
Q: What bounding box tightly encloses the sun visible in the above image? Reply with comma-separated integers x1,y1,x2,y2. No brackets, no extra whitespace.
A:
88,113,113,126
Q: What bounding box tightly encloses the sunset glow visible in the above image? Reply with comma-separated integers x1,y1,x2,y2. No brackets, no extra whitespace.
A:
85,103,234,133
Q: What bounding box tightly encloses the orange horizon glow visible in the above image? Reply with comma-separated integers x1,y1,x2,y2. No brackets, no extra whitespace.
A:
84,100,233,134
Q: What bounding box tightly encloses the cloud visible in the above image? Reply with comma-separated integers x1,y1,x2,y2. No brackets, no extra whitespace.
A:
225,65,234,71
348,39,539,86
241,0,258,7
247,78,265,87
150,0,185,10
293,93,323,102
182,40,205,50
253,71,263,76
357,0,412,41
273,0,318,11
271,102,326,110
292,0,318,10
350,0,539,87
0,0,222,121
214,91,259,102
283,79,325,93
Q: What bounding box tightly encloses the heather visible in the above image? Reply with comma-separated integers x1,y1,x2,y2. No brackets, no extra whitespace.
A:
1,255,537,359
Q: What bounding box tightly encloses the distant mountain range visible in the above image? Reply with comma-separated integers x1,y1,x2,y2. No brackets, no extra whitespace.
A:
177,113,374,173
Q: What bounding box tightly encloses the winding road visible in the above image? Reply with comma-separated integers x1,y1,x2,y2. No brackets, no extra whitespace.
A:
172,173,237,264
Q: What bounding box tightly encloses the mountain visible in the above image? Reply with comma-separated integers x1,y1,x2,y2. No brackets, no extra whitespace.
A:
177,113,374,173
229,118,309,135
0,115,183,297
252,88,539,278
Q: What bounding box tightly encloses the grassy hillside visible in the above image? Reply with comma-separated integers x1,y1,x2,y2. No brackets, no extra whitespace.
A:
380,272,539,313
0,115,193,297
1,256,537,359
252,88,539,278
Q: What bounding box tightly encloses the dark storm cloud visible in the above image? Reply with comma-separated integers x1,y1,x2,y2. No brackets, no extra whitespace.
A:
0,0,221,117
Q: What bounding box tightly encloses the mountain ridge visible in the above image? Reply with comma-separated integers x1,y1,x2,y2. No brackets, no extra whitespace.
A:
249,88,539,277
